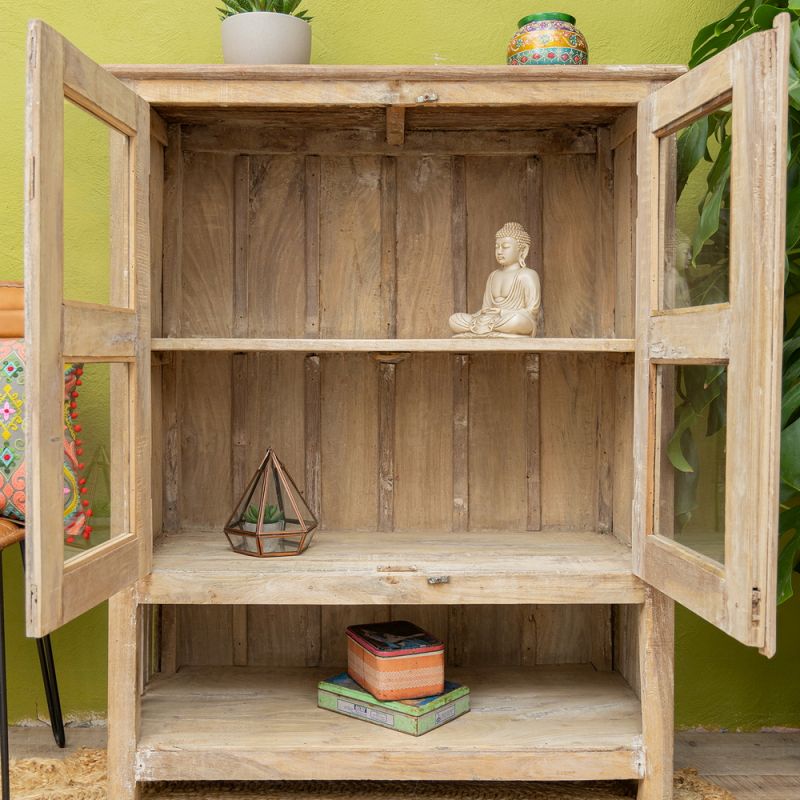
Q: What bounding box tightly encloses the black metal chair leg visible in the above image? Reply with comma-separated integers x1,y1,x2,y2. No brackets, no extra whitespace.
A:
0,550,10,800
19,542,66,749
36,637,64,748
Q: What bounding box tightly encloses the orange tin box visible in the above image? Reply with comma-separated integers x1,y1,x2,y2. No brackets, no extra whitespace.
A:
346,621,445,701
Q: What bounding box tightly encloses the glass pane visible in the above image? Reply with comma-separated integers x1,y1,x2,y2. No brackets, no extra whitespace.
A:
63,99,130,307
660,108,731,309
654,364,727,564
63,361,130,562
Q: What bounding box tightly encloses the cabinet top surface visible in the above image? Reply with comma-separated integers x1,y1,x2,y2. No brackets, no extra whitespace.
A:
107,63,686,82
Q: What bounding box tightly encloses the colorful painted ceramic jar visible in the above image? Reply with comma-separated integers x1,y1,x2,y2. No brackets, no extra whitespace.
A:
507,12,589,65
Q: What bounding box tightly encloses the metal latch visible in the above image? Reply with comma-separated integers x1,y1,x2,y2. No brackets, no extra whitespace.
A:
415,92,439,104
427,575,450,585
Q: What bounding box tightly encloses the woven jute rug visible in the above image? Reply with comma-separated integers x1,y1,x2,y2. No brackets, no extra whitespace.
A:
7,749,735,800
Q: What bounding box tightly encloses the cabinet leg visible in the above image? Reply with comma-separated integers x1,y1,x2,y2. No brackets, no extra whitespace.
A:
636,588,674,800
107,587,142,800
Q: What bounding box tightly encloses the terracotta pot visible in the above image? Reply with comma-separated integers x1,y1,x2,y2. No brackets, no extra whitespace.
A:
507,12,588,65
222,11,311,65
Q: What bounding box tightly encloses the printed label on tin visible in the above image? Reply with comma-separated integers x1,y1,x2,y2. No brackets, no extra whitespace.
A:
434,702,456,724
337,699,395,727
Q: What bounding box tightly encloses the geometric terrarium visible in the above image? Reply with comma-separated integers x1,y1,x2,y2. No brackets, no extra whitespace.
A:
224,448,317,557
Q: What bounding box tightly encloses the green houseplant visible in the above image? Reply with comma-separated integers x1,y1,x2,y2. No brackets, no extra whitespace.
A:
218,0,313,65
672,1,800,601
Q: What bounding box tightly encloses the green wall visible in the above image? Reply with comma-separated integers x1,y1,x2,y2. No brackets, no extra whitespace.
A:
2,0,798,729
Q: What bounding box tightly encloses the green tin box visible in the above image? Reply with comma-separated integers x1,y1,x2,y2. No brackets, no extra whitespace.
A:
318,673,469,736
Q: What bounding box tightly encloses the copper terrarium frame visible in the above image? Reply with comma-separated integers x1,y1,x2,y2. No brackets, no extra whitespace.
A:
224,448,317,557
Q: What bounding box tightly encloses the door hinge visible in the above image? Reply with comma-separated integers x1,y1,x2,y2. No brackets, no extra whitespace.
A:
751,588,762,626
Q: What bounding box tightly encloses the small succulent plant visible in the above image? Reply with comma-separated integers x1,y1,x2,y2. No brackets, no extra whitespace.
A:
242,503,285,525
218,0,313,22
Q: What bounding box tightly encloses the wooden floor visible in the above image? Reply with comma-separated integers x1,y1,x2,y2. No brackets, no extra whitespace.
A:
9,727,800,798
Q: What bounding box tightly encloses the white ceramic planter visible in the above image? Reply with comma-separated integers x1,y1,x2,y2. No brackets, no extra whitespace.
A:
222,12,311,65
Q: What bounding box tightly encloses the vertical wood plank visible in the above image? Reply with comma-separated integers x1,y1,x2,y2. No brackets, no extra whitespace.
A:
162,354,180,534
107,587,141,800
176,606,234,666
590,605,613,671
233,155,249,338
469,354,527,530
231,353,249,504
451,156,467,320
525,354,541,531
180,151,235,336
247,606,320,666
248,155,306,337
612,357,635,545
319,157,382,337
396,156,454,337
452,354,469,532
526,156,544,332
232,606,248,666
320,354,378,530
304,354,322,518
637,589,674,800
614,604,641,697
613,136,636,338
380,156,397,337
541,154,599,337
377,360,396,532
540,354,599,530
595,127,616,337
305,155,321,337
179,352,232,527
395,355,453,531
162,124,183,339
597,355,615,534
158,604,177,674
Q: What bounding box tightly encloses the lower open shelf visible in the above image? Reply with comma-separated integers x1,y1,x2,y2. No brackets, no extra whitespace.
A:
136,665,643,782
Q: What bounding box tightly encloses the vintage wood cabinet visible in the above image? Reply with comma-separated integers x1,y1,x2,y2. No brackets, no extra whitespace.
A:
24,16,789,800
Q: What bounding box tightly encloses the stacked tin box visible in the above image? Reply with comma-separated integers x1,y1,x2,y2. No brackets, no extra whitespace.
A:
317,620,470,735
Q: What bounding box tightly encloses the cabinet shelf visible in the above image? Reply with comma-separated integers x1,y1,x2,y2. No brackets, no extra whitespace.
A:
136,665,643,782
150,337,635,354
140,529,644,605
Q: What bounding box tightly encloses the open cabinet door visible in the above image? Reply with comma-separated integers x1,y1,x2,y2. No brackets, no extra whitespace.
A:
633,17,788,656
24,21,151,637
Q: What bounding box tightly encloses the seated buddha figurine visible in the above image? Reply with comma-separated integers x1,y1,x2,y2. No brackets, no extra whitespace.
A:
449,222,541,337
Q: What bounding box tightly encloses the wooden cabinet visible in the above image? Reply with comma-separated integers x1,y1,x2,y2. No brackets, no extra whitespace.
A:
24,17,789,800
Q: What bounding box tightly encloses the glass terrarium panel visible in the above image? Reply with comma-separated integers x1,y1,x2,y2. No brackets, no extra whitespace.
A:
63,98,130,308
659,108,731,310
62,361,130,562
654,363,727,565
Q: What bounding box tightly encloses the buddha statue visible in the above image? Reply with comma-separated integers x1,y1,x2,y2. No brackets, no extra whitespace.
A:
449,222,541,338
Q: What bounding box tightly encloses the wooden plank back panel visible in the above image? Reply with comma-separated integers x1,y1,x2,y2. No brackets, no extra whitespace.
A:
247,155,306,337
468,354,528,530
320,354,379,530
396,156,454,337
178,352,233,527
541,154,602,338
394,354,454,530
176,605,234,666
613,359,635,546
180,151,235,336
319,157,383,338
613,136,636,338
540,353,601,530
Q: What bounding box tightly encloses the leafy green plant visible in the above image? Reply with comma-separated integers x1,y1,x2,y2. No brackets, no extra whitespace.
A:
670,1,800,601
218,0,313,23
242,503,285,525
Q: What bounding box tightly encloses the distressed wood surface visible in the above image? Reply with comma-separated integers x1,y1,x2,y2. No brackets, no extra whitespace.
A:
139,528,644,605
136,665,643,782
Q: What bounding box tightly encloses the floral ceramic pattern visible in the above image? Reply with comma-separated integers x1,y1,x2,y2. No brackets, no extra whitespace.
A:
507,19,589,65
